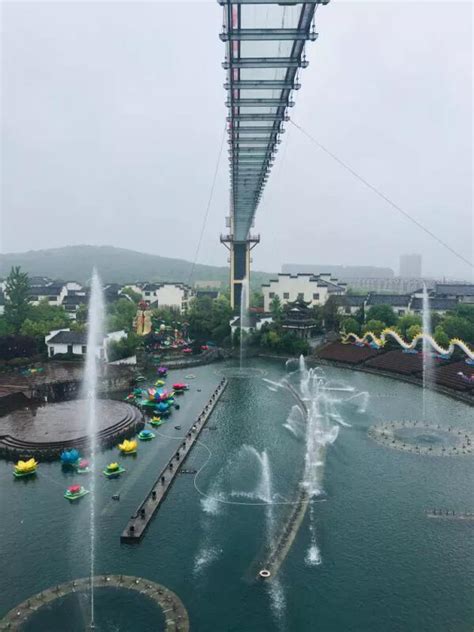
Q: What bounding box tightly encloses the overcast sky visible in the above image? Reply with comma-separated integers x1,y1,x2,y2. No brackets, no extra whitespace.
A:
1,1,472,279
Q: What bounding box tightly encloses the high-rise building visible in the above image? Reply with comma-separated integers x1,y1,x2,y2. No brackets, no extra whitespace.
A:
399,254,422,278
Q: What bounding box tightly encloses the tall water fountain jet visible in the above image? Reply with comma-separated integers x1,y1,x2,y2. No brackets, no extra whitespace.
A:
258,357,345,578
239,277,249,369
422,284,433,420
83,270,105,629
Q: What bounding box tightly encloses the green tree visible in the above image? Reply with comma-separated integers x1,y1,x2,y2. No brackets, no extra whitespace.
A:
406,324,422,341
440,315,474,344
341,317,360,335
0,318,15,336
434,325,450,348
270,295,282,322
397,314,422,338
4,266,30,333
210,296,232,343
363,319,385,336
188,296,214,340
75,303,88,325
365,304,398,327
106,298,137,332
453,304,474,324
19,300,69,339
250,291,264,309
322,296,340,331
107,332,141,361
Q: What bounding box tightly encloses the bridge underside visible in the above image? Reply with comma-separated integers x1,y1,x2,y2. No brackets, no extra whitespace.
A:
219,0,328,310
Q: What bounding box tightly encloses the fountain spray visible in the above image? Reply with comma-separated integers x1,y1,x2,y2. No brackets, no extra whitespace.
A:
422,284,433,420
239,277,249,370
84,270,105,628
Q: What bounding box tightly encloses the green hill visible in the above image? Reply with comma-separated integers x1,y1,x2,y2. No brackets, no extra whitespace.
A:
0,245,273,288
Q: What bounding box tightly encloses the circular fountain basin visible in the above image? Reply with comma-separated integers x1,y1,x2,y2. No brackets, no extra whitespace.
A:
1,576,189,631
368,422,474,456
0,400,143,460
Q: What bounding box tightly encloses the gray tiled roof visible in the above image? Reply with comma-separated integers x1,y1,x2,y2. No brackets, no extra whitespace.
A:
28,285,63,297
366,293,411,307
334,294,366,306
411,297,458,311
47,331,88,345
435,284,474,297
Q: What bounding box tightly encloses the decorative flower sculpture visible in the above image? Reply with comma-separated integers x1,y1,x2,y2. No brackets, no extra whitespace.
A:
118,439,137,454
138,429,155,441
64,484,89,500
14,458,38,475
60,449,80,465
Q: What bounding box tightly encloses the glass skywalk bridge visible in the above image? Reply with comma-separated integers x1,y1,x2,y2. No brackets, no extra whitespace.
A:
218,0,330,309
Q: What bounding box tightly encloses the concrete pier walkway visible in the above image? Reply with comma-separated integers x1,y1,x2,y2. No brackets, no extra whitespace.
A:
121,378,227,543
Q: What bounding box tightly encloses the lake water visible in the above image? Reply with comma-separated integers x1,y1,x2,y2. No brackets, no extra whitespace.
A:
0,359,473,631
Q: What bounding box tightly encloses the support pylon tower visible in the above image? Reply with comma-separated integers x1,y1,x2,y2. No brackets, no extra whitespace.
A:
221,232,260,312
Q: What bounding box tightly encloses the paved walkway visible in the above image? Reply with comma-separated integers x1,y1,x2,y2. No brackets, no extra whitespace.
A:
121,378,227,542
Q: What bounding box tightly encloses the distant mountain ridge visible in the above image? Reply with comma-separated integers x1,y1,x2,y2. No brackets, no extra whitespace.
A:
0,245,274,287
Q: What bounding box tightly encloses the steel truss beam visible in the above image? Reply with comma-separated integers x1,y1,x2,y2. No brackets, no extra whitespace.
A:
223,57,308,69
220,28,318,42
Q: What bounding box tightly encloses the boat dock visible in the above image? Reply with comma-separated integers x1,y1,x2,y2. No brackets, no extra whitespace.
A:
120,377,227,543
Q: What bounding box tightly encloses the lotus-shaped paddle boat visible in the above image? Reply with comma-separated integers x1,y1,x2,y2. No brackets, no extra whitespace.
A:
183,348,192,354
118,439,137,455
103,462,126,478
76,459,90,474
60,449,80,466
64,484,89,501
173,382,188,393
13,458,38,478
156,401,170,413
135,375,146,382
150,416,163,427
138,429,155,441
155,379,165,386
157,367,168,377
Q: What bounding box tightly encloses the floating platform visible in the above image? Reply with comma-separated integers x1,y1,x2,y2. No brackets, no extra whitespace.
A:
121,378,227,543
103,466,126,478
64,487,89,501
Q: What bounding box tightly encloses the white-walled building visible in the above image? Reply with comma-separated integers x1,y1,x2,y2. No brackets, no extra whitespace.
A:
435,284,474,304
142,283,195,313
28,284,68,306
262,274,346,312
45,329,126,360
